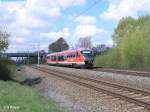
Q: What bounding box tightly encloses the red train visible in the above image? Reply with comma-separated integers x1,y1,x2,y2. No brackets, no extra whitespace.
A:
46,49,94,68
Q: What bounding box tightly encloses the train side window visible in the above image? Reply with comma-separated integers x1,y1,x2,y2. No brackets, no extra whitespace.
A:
73,53,75,57
52,56,54,61
70,53,72,57
72,52,76,57
54,56,56,61
62,55,64,61
71,53,73,57
58,55,60,61
50,56,53,61
58,55,64,61
67,53,71,58
70,53,72,58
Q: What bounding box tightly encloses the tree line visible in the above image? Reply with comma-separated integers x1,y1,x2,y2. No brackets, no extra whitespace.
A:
96,16,150,70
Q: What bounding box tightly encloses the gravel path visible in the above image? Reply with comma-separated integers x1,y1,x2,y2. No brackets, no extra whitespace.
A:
22,65,149,112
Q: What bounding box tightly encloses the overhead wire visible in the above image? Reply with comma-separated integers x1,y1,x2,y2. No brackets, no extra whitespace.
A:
52,0,101,31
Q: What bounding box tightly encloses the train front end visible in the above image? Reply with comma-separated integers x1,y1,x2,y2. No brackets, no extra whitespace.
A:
80,50,94,68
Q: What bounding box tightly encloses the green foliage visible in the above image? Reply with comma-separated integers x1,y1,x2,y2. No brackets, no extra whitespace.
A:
120,30,144,68
48,37,69,52
95,48,121,68
0,27,9,52
0,81,65,112
0,27,12,80
0,58,14,81
112,17,136,46
96,16,150,70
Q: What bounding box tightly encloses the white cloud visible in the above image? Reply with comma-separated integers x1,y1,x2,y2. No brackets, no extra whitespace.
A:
26,0,85,9
47,8,61,17
73,16,107,38
40,28,70,39
16,8,47,29
7,43,38,53
58,0,85,8
73,24,105,38
75,16,96,25
100,0,150,21
11,37,26,44
0,0,86,32
0,0,86,52
40,15,108,47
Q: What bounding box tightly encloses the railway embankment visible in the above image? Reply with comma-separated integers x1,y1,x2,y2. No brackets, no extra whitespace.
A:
23,65,150,112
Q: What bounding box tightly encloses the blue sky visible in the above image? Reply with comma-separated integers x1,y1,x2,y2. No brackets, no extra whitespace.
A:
0,0,150,52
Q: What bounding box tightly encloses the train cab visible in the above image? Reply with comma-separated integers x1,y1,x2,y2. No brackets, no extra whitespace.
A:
80,50,94,67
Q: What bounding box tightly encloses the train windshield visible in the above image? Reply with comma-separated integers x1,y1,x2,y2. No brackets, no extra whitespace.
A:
80,50,93,58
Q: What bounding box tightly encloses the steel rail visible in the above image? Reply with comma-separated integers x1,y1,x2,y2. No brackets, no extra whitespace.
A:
31,66,150,110
93,68,150,77
35,66,150,96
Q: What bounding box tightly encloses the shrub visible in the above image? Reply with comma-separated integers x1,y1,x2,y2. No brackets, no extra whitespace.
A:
0,58,13,81
95,48,121,68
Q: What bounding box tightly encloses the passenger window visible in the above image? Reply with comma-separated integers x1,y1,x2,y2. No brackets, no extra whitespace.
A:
67,53,71,58
54,56,56,61
58,55,64,61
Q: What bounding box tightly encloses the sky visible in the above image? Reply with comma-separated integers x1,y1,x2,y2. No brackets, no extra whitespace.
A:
0,0,150,52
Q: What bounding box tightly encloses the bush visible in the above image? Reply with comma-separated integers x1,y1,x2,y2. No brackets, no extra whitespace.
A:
95,48,121,68
119,31,144,68
0,58,13,81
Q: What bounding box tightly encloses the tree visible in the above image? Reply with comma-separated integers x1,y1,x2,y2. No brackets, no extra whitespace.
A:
77,36,92,49
48,37,69,52
0,27,9,52
92,44,109,55
112,17,136,46
0,27,12,81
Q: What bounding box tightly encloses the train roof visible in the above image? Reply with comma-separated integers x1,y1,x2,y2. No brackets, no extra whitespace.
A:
47,49,79,56
47,49,92,56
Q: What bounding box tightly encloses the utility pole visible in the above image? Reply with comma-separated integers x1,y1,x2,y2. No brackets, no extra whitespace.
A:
38,33,41,65
28,51,29,64
38,43,40,65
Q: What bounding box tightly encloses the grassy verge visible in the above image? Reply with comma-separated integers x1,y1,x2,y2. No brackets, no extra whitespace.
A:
0,65,66,112
0,80,65,112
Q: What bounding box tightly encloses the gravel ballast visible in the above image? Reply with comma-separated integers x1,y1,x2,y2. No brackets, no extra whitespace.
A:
40,65,150,92
22,65,149,112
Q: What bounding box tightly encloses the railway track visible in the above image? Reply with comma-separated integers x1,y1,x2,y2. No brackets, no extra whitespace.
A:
93,67,150,77
31,65,150,110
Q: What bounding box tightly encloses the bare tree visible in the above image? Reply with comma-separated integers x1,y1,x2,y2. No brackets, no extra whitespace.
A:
77,36,92,49
92,44,110,55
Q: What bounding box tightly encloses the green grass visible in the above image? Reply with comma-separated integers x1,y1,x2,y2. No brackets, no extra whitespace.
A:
0,80,65,112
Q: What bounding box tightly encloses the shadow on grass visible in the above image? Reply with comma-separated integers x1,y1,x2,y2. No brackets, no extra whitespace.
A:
19,77,42,86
